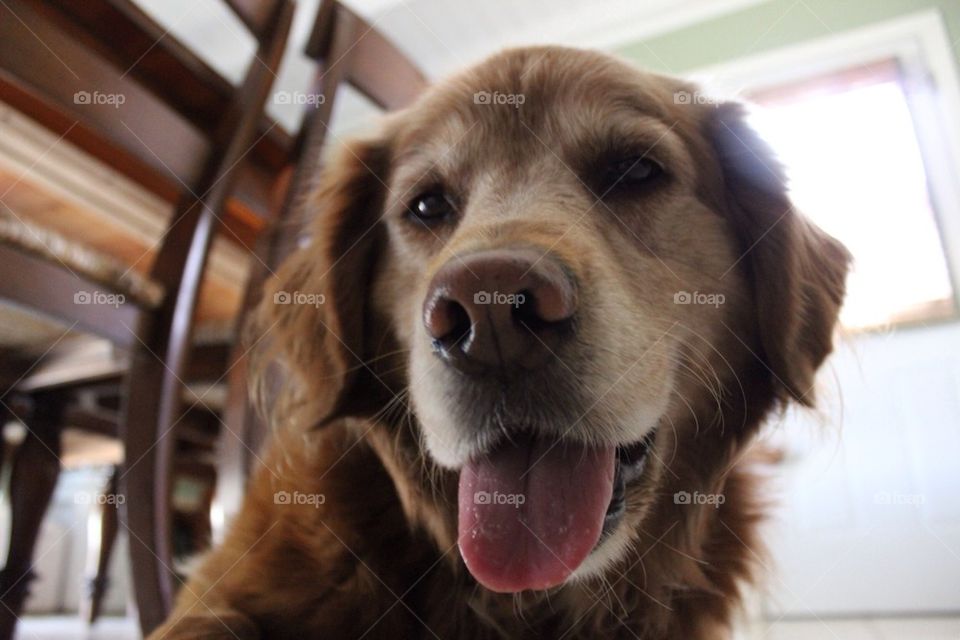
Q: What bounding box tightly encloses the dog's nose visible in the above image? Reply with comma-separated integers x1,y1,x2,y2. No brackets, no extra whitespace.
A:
422,249,577,371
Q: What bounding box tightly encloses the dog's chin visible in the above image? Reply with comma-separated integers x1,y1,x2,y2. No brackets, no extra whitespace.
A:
567,522,637,584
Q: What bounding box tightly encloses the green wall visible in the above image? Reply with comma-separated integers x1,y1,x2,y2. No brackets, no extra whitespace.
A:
617,0,960,74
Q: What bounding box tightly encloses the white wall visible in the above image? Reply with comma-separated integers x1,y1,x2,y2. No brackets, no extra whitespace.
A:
762,321,960,616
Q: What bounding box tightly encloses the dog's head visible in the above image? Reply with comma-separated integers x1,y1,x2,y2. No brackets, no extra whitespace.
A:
254,47,849,594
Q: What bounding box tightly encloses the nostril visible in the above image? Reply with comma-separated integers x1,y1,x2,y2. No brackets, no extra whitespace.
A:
511,272,578,332
444,300,472,347
512,290,544,331
426,297,473,347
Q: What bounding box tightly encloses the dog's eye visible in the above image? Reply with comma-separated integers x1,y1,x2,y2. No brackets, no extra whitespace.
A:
608,156,663,187
408,192,455,224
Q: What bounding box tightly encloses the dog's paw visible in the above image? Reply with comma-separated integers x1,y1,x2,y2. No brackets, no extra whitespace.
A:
147,609,259,640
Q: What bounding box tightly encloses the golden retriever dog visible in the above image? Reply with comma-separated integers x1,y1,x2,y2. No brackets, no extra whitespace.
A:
151,46,848,639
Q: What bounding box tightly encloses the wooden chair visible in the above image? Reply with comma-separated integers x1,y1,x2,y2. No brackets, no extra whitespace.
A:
0,0,294,635
218,1,429,525
1,343,226,627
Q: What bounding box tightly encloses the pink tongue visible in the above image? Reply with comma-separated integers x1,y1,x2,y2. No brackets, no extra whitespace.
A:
458,437,615,593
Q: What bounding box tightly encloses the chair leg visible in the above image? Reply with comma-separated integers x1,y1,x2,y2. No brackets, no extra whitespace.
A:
0,396,63,640
84,466,119,625
122,185,234,635
121,349,177,635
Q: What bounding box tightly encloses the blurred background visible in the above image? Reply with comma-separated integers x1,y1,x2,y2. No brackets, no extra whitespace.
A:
0,0,958,638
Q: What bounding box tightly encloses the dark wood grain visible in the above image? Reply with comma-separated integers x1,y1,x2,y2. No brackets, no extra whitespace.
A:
0,0,292,228
0,1,295,636
0,245,142,348
119,0,295,631
0,394,65,640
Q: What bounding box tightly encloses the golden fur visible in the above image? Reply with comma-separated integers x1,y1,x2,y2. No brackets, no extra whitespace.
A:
151,47,849,639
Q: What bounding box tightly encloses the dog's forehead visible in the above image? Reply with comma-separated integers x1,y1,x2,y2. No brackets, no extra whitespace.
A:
396,49,681,146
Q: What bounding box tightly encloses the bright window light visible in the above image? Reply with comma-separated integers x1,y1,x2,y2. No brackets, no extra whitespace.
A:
747,64,955,330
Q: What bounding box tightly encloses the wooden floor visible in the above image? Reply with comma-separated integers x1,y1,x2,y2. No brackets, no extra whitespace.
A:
13,615,960,639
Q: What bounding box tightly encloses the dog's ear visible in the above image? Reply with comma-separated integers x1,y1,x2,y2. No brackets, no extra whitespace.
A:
251,138,392,429
709,102,850,406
